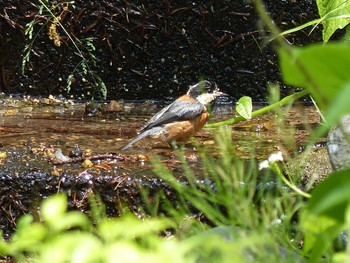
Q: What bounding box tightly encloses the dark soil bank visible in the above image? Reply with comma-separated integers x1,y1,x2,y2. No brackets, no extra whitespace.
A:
1,1,322,101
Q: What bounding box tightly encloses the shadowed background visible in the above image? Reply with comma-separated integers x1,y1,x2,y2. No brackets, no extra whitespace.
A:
1,0,322,101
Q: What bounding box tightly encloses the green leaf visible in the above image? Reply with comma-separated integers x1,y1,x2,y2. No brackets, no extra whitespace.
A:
306,168,350,221
41,194,92,233
0,240,11,255
316,0,350,42
235,96,252,120
88,194,107,224
48,212,92,233
95,75,107,100
11,223,46,253
324,81,350,127
302,212,340,248
300,169,350,261
66,74,74,94
279,43,350,111
39,232,102,263
98,215,172,242
333,252,348,263
41,194,67,225
16,214,34,229
302,214,343,262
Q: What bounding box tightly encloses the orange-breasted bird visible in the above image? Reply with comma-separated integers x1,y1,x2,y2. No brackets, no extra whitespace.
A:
119,80,226,150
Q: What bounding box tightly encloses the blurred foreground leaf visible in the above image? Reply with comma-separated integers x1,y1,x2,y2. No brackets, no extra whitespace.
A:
279,43,350,126
301,169,350,261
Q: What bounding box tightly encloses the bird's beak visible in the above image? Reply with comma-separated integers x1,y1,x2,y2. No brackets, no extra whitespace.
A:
213,89,228,98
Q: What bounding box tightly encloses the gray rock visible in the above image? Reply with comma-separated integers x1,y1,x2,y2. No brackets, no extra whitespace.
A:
327,115,350,171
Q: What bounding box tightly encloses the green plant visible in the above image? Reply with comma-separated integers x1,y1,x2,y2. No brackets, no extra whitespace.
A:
278,27,350,263
150,127,305,260
207,89,308,127
275,0,350,42
301,169,350,262
0,194,188,263
22,0,107,100
253,0,350,261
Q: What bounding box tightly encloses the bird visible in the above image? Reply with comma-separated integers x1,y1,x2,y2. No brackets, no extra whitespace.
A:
119,80,226,150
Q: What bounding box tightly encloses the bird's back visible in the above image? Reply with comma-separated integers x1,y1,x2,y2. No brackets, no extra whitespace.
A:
139,99,205,132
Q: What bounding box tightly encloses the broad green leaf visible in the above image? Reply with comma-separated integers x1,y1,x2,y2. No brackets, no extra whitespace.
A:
0,240,11,255
302,213,340,247
324,81,350,127
300,170,350,261
305,168,350,222
279,43,350,112
332,252,348,263
302,214,343,262
317,0,350,42
235,96,252,120
16,214,34,229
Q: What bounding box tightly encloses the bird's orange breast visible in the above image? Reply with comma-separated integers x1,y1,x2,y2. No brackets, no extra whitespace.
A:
162,109,209,143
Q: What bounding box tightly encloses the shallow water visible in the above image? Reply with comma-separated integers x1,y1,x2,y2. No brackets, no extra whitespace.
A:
0,96,321,177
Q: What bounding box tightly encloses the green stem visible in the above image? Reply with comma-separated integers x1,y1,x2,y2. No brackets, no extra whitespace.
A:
272,163,311,199
207,89,309,127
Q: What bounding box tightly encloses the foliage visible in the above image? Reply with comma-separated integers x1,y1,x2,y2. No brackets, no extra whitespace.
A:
276,0,350,42
22,0,107,100
234,31,350,262
0,194,186,263
317,0,350,42
151,127,305,261
269,0,350,261
235,96,253,120
301,169,350,262
279,43,350,126
243,0,350,261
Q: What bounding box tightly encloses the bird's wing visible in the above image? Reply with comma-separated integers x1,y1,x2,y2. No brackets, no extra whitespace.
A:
140,100,205,131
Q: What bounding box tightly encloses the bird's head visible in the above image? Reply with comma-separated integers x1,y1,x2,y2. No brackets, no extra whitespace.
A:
187,80,227,105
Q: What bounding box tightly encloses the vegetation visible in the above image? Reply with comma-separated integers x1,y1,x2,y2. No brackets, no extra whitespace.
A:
22,0,107,100
1,0,350,262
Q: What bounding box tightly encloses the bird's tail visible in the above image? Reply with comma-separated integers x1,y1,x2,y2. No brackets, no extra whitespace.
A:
119,127,163,150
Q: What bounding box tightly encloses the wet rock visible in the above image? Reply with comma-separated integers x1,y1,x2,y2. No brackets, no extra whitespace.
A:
327,115,350,171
